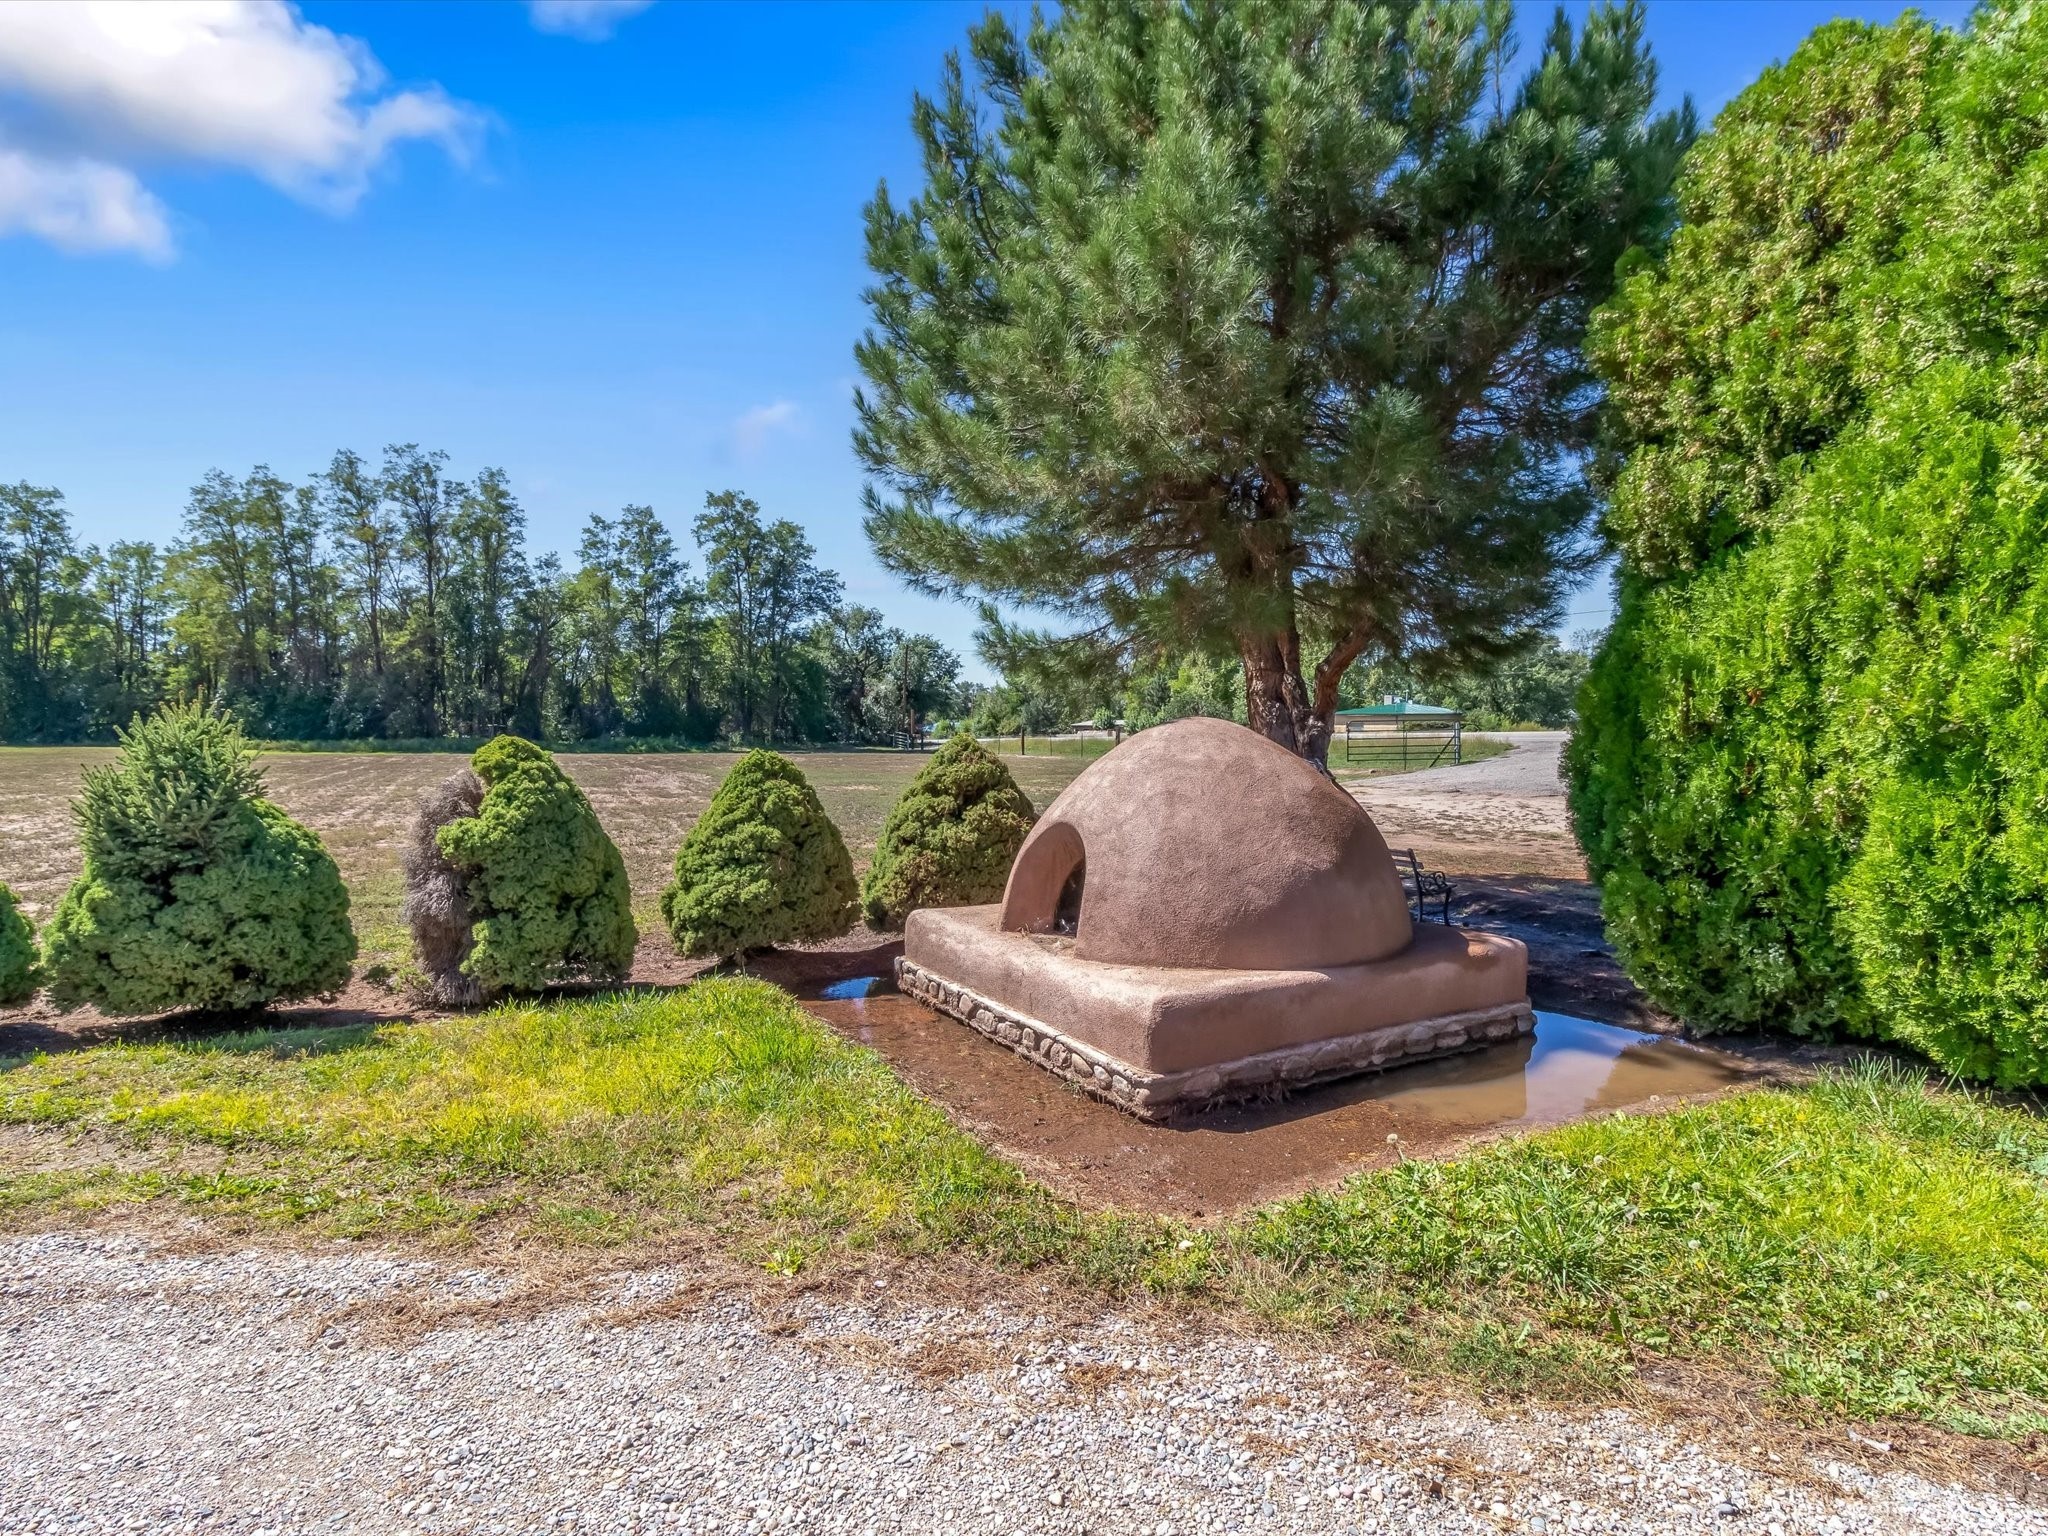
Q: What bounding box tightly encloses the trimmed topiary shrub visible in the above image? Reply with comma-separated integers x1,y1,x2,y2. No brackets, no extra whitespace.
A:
861,734,1035,930
0,884,36,1006
41,703,356,1014
409,736,637,1001
663,750,858,961
1570,3,2048,1083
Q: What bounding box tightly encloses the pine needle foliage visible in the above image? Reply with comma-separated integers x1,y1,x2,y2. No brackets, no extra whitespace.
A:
431,736,637,999
0,884,35,1006
855,0,1692,763
1569,3,2048,1084
663,751,858,961
41,702,355,1014
861,735,1036,930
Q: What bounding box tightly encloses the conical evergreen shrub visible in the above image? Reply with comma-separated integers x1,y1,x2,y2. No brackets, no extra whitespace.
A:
861,735,1036,930
663,750,857,961
416,735,637,1000
0,883,36,1006
42,703,356,1014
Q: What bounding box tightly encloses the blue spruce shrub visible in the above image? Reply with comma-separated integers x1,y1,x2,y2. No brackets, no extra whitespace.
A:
861,734,1035,930
416,735,637,1000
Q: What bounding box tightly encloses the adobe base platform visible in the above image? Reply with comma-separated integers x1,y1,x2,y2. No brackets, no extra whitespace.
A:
897,905,1534,1119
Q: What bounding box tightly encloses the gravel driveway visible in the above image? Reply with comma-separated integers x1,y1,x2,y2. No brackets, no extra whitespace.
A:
1347,733,1581,877
4,1231,2036,1536
1356,731,1569,799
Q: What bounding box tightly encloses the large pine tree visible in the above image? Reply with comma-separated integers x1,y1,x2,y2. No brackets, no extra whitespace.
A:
855,0,1691,764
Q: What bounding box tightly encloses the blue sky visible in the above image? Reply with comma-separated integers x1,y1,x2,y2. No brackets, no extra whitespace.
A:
0,0,1974,678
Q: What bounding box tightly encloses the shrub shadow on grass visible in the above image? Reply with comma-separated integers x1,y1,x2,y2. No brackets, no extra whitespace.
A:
165,1023,383,1059
0,1003,399,1070
0,934,904,1073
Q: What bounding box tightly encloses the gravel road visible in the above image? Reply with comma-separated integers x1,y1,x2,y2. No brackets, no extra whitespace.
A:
1347,733,1580,877
1367,732,1569,799
3,1231,2037,1536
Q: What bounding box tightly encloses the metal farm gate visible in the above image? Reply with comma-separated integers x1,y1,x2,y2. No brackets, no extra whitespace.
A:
1338,704,1463,770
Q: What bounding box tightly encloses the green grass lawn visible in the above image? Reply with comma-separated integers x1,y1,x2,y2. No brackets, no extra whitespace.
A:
3,981,2043,1438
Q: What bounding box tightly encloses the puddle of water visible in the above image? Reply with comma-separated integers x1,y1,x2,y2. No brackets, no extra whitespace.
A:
804,978,1743,1128
791,970,1757,1216
816,975,890,1001
1363,1010,1750,1129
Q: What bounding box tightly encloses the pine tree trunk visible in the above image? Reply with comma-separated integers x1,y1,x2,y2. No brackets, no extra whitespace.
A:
1240,625,1372,773
1240,631,1334,771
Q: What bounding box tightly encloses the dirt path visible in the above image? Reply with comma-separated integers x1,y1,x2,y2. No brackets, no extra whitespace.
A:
1345,732,1583,879
4,1231,2035,1536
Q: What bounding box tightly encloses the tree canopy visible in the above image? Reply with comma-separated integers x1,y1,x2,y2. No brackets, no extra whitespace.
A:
0,459,964,749
856,0,1691,763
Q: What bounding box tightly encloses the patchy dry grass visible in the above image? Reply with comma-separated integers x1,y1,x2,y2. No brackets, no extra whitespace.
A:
1,984,2044,1439
0,980,1174,1281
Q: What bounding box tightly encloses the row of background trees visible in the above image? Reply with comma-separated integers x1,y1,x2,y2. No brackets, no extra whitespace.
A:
959,633,1592,742
2,446,1592,749
0,451,967,746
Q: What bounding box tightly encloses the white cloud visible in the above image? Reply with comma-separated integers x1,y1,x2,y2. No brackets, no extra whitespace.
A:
0,1,485,257
0,144,171,259
527,1,654,42
732,400,803,458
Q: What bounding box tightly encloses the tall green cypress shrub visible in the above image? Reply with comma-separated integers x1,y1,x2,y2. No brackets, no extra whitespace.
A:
0,884,36,1006
419,736,638,1000
1570,3,2048,1083
41,703,356,1014
663,751,857,961
862,735,1035,930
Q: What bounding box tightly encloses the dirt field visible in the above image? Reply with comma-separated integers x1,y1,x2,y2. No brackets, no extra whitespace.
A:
0,735,1584,962
0,746,1099,969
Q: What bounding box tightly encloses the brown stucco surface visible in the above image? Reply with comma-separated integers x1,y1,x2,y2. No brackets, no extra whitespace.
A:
909,718,1534,1113
905,904,1528,1077
999,717,1414,970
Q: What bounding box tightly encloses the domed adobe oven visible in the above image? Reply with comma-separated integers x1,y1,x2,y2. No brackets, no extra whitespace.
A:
897,717,1532,1118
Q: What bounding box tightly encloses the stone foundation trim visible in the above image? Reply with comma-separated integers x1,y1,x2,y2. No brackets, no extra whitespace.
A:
894,956,1535,1119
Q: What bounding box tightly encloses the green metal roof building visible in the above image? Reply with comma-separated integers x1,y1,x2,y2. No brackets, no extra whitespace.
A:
1334,700,1462,720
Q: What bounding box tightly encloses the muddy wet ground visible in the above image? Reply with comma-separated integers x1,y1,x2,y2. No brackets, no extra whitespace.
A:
770,941,1761,1217
1456,872,1658,1026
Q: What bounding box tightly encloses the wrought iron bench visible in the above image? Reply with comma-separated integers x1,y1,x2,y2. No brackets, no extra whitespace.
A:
1396,847,1456,925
